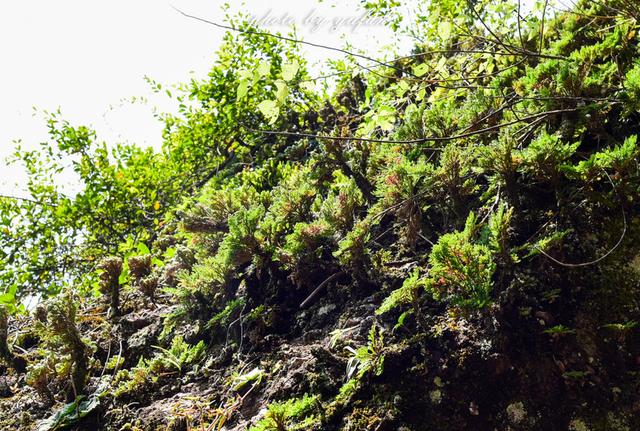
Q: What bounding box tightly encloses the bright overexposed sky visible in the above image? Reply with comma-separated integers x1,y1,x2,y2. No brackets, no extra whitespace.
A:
0,0,414,196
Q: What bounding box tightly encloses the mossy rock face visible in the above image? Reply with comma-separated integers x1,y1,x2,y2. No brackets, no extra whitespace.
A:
3,1,640,430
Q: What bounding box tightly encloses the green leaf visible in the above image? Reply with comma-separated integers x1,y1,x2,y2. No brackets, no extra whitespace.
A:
413,63,429,77
38,394,101,431
375,105,396,131
163,247,177,259
281,60,299,82
257,61,271,78
137,242,150,255
438,21,452,40
396,80,410,97
231,367,264,391
237,79,249,100
257,100,280,124
417,87,426,101
275,80,289,104
118,259,129,285
299,81,315,92
0,292,14,304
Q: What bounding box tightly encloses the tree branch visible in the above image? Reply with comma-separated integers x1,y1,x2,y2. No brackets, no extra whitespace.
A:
171,6,413,78
243,107,581,145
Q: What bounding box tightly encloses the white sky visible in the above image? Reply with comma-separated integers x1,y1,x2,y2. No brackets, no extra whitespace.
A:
0,0,412,196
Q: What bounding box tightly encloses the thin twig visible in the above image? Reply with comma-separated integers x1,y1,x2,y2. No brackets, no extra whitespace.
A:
539,0,550,55
244,107,580,145
0,193,57,207
535,171,627,267
299,271,346,309
171,6,413,78
109,338,124,384
468,0,516,54
517,0,525,52
100,339,112,379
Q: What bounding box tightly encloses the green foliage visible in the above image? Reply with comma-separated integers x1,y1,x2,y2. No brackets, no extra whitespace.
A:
230,367,265,392
151,336,206,373
336,378,359,403
280,221,334,272
0,11,318,301
487,203,516,264
376,269,425,315
5,2,640,428
26,292,91,401
249,395,319,431
543,325,576,336
373,154,434,247
567,135,639,181
112,359,154,399
1,114,179,298
345,325,386,380
334,219,372,271
37,393,101,431
601,321,638,333
526,229,570,259
317,171,364,234
113,336,205,398
206,297,246,331
427,213,495,309
520,131,579,184
622,63,640,114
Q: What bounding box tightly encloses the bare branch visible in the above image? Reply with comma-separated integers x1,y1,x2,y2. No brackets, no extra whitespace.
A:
517,0,525,51
0,194,57,207
171,6,413,78
299,271,346,308
539,0,550,55
244,108,581,145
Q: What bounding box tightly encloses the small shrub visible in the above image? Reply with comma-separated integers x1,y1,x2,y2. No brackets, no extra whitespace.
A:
27,291,92,401
345,325,386,380
150,336,206,374
128,255,152,281
428,213,495,309
113,336,206,398
138,276,158,300
97,256,123,317
520,131,579,184
249,395,319,431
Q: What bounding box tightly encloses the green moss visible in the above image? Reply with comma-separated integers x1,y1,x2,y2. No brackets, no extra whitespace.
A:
249,395,320,431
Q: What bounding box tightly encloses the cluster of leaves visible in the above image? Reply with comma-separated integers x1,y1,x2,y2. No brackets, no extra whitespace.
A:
0,12,318,303
112,336,205,398
128,0,640,359
26,292,92,404
249,394,319,431
345,325,386,380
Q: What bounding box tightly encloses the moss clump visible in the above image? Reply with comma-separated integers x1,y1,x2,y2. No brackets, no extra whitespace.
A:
249,395,320,431
113,336,206,398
